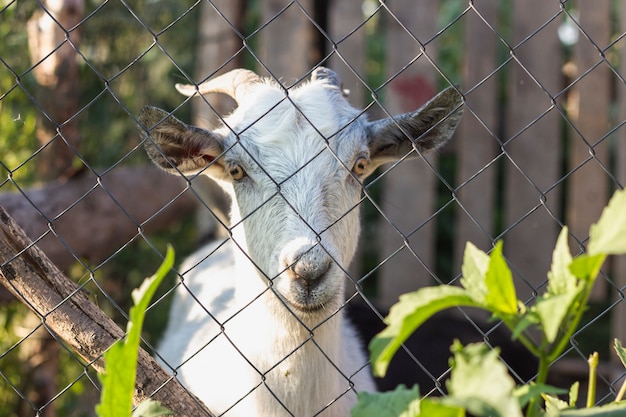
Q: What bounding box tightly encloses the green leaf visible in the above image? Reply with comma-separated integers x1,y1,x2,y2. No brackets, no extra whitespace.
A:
513,383,566,408
558,402,626,416
369,286,481,377
460,242,490,305
132,399,174,417
547,227,577,296
534,291,581,343
484,241,518,315
351,385,421,417
543,393,570,413
569,382,579,407
569,254,606,282
588,189,626,256
420,399,465,417
614,339,626,369
445,342,522,417
96,246,175,417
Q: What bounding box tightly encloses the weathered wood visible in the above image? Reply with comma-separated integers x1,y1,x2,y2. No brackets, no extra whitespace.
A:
189,0,244,240
378,0,440,307
0,207,214,417
259,0,315,82
192,0,243,128
0,167,197,272
454,0,498,270
328,0,366,106
504,1,562,300
328,0,367,285
566,0,611,300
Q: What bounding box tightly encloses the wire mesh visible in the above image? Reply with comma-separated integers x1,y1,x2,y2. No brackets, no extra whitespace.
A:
0,0,625,416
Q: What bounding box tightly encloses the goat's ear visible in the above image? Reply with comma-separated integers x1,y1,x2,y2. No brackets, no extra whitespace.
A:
138,106,225,176
366,86,463,167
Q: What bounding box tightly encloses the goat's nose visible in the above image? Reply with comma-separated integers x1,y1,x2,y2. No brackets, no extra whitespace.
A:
285,247,331,287
290,256,331,284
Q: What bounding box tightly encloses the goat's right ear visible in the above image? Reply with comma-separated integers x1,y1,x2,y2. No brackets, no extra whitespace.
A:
138,106,225,176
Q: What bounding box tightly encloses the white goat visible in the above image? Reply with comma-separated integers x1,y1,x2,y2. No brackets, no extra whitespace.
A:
138,67,463,417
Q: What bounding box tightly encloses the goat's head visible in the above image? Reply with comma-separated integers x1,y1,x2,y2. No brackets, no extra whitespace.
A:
139,67,463,317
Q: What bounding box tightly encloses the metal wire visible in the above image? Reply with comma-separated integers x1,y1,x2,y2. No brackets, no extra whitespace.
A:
0,0,625,415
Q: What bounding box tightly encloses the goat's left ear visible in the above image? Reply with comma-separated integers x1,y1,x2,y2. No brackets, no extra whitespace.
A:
138,106,225,176
366,86,463,166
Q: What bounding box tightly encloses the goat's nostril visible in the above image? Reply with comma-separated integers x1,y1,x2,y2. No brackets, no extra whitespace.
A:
290,258,331,284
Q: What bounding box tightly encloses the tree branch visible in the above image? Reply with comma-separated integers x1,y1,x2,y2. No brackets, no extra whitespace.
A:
0,206,214,417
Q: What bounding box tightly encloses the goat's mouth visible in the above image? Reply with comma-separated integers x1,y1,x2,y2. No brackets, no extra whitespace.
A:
274,278,334,315
284,298,326,314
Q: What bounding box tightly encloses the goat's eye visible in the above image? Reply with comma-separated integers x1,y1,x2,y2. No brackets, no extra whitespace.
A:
229,164,246,181
352,156,369,176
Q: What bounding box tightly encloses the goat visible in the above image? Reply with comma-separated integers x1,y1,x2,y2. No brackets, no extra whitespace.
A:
138,67,463,417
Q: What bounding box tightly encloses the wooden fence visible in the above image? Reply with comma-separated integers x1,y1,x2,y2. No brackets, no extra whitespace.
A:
188,0,625,349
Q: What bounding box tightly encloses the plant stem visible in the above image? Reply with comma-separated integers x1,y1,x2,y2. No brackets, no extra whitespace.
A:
526,353,551,417
615,379,626,402
501,315,541,357
587,352,599,408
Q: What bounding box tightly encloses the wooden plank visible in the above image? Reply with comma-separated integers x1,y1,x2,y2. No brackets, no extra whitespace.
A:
327,1,367,286
191,0,243,128
378,0,440,308
612,0,626,368
259,0,315,82
503,1,562,301
454,0,498,272
566,0,611,300
190,0,244,240
328,0,366,106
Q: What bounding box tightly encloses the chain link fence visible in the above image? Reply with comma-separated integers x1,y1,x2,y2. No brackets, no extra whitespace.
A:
1,0,625,416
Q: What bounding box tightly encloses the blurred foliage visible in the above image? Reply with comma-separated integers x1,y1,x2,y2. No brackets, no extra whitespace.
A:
0,1,201,415
75,0,200,169
0,2,39,189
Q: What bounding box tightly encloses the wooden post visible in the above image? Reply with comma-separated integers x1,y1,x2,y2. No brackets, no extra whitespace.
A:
192,0,243,128
378,0,440,308
503,1,562,301
259,0,316,82
566,0,611,300
328,1,366,107
188,0,244,240
0,207,214,417
327,1,367,286
454,0,498,271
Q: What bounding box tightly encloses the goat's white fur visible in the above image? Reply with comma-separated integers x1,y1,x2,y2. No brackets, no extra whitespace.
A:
139,67,463,417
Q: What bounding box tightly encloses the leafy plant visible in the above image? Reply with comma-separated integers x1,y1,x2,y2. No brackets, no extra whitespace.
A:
95,246,175,417
355,189,626,417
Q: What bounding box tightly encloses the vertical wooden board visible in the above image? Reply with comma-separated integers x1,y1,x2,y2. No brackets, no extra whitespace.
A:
454,0,498,273
328,0,366,106
190,0,244,240
377,0,440,308
328,1,366,287
567,0,611,300
192,0,243,128
504,1,562,301
612,0,626,368
258,0,315,82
